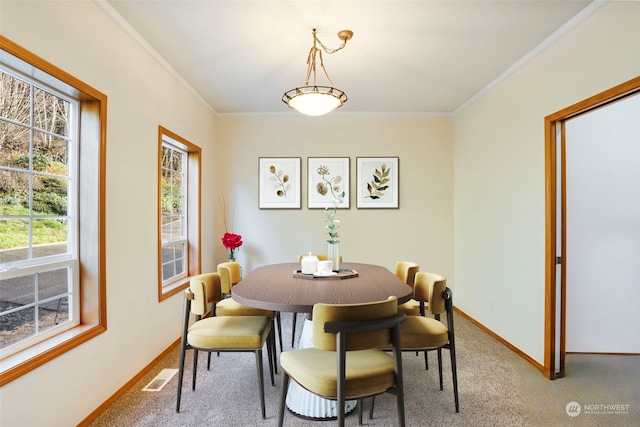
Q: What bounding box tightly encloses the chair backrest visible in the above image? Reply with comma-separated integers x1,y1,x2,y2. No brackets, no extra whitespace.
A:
414,272,446,315
297,254,343,262
312,296,399,351
395,261,419,287
217,262,241,293
189,272,222,316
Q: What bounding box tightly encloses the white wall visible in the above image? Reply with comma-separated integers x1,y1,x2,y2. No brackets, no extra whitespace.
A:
453,2,640,363
565,94,640,353
0,2,217,426
214,115,454,277
1,0,638,425
0,3,454,425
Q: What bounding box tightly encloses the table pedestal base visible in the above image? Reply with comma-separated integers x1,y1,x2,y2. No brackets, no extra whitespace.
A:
285,318,358,419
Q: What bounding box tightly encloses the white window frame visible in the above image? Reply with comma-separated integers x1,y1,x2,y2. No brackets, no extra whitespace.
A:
160,139,188,286
156,126,201,300
0,65,80,357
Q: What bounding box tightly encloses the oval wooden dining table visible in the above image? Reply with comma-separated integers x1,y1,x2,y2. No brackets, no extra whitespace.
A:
232,262,413,313
231,262,412,420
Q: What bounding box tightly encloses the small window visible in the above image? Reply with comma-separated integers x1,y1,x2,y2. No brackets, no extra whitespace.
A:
160,141,187,283
157,127,201,300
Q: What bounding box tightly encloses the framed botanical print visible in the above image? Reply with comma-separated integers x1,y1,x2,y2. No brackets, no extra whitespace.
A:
258,157,301,209
307,157,350,209
356,157,399,208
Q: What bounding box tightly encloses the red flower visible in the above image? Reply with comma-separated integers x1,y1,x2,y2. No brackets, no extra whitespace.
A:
221,232,243,250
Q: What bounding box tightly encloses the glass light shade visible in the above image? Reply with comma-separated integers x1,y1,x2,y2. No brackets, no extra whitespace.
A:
289,93,340,116
283,86,347,116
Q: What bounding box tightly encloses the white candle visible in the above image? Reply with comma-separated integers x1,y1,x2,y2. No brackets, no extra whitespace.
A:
301,253,318,274
317,260,333,274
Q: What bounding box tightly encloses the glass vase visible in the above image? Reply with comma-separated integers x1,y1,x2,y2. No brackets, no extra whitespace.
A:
328,243,340,272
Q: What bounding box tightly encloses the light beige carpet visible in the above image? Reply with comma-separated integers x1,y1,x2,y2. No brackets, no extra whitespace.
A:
89,312,639,426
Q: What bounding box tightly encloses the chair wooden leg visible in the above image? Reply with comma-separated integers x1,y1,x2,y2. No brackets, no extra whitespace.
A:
192,349,199,391
276,312,283,352
177,293,191,412
397,387,406,427
270,320,278,375
358,398,364,425
437,348,444,390
369,395,375,419
291,313,297,347
176,345,187,412
450,344,460,412
277,373,290,427
266,329,275,386
394,346,406,427
445,295,460,412
255,350,266,419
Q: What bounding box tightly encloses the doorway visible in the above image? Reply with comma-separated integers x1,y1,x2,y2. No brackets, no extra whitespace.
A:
544,76,640,379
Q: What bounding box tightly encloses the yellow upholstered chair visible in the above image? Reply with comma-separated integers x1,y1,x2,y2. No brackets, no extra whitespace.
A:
292,254,344,347
216,262,283,354
395,261,421,316
217,261,241,295
277,297,406,427
376,272,459,414
176,273,274,417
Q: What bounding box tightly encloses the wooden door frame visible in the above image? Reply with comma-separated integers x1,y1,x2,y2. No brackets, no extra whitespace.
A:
544,76,640,379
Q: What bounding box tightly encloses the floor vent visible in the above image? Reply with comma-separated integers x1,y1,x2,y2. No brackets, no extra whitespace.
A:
142,368,178,392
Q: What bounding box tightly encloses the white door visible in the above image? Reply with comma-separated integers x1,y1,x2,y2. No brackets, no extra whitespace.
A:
564,94,640,353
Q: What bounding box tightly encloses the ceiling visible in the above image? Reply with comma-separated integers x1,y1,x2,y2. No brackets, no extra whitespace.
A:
103,0,595,115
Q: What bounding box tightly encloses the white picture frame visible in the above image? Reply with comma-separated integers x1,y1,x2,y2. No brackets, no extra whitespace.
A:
307,157,350,209
258,157,301,209
356,157,399,208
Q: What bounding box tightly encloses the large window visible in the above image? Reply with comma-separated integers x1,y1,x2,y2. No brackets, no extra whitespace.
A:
157,127,200,300
0,64,78,354
0,36,106,385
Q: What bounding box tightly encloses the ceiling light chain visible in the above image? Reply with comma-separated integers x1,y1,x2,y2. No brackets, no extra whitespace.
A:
282,28,354,116
314,28,350,55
